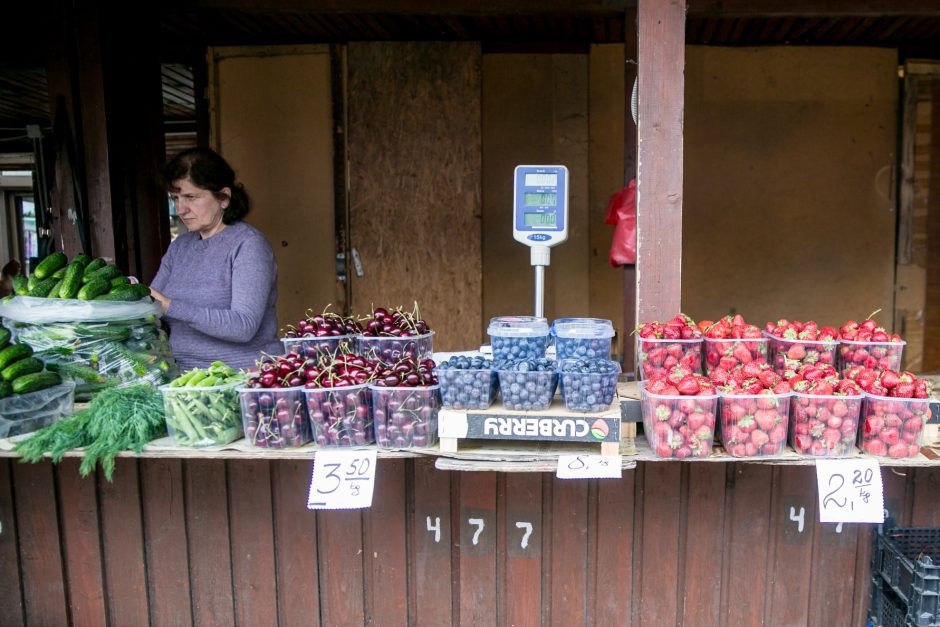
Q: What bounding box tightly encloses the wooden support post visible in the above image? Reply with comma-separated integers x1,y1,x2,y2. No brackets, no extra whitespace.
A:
635,0,686,322
45,0,168,280
622,7,638,373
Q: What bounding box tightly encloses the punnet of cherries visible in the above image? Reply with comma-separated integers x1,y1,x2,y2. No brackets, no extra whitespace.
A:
360,304,431,338
283,308,363,339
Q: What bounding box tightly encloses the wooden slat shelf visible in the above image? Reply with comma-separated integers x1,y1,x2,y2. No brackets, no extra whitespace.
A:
1,379,938,469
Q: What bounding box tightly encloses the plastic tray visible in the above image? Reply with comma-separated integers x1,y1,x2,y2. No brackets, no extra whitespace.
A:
0,380,75,438
640,384,717,459
281,334,358,360
635,336,703,381
358,331,435,362
718,391,790,457
304,383,373,447
789,391,863,457
161,381,244,447
558,359,621,412
370,384,440,448
237,386,311,448
437,367,498,410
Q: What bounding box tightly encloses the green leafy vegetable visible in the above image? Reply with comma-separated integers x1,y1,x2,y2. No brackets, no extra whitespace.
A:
14,384,166,481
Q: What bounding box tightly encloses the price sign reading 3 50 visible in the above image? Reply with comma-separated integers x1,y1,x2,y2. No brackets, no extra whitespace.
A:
815,459,884,524
308,450,378,510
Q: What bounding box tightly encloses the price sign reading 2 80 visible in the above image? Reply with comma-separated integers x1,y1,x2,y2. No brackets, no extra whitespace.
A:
307,450,378,510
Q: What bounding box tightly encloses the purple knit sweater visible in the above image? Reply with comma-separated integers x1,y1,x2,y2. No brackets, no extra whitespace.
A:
151,221,281,371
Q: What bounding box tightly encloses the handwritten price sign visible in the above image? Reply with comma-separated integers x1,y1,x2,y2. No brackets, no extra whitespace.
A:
815,459,884,523
556,454,622,479
307,449,377,510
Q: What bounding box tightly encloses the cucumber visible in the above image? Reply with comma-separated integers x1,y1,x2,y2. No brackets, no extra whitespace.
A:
2,357,43,381
12,372,62,395
59,260,85,299
27,274,39,291
0,381,11,399
48,278,65,298
94,286,146,302
33,251,67,279
0,343,33,371
110,276,130,289
82,257,106,278
11,275,28,296
72,254,91,268
0,328,10,350
28,277,60,297
77,278,110,300
52,267,66,279
85,264,122,284
133,284,152,298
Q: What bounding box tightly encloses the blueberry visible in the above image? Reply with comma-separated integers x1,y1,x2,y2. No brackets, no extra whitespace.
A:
490,334,549,361
560,358,620,412
555,336,612,361
497,358,558,410
436,356,498,409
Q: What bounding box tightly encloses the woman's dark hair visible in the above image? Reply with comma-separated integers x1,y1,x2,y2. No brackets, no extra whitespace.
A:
163,147,250,224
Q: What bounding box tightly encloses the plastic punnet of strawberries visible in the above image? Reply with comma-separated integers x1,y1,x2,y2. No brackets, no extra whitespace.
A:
787,363,864,457
837,314,905,376
764,319,838,376
640,367,717,459
846,367,932,459
702,314,768,376
635,313,703,381
715,361,791,458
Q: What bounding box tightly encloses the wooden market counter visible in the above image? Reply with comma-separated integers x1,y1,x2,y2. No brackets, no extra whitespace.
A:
2,386,940,626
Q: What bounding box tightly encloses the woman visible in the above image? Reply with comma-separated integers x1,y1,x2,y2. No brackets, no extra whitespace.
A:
150,147,281,371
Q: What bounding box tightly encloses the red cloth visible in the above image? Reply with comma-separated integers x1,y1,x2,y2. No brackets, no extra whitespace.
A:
604,179,637,266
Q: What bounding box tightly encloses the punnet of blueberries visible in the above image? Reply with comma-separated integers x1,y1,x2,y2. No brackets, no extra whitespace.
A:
436,355,498,409
552,318,615,361
559,358,621,412
497,358,558,411
488,316,550,361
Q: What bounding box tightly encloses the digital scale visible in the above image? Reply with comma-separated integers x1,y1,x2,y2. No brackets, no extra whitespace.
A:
512,165,569,317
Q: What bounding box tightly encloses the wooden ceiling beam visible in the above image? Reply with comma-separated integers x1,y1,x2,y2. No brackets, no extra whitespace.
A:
686,0,940,18
185,0,635,16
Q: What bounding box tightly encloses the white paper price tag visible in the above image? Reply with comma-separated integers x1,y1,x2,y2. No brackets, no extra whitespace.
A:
556,454,622,479
307,449,377,510
815,459,884,523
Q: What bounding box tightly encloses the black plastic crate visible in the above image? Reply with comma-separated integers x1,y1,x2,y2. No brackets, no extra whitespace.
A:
872,525,940,627
871,576,913,627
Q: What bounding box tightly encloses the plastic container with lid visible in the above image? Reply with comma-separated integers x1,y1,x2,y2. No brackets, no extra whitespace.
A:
552,317,615,361
789,391,862,457
558,358,621,412
859,392,930,459
640,384,717,459
718,391,791,458
305,383,373,447
487,316,550,361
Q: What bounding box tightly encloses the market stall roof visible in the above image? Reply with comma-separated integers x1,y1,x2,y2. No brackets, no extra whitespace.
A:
1,3,939,138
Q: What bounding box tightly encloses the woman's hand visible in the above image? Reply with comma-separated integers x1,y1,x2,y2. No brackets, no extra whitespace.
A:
150,287,171,313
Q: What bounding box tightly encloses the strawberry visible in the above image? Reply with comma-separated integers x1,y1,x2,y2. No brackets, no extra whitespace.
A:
643,374,718,458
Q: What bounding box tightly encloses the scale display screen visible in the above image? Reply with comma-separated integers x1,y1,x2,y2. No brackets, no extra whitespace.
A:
524,173,558,187
523,212,556,227
524,192,557,207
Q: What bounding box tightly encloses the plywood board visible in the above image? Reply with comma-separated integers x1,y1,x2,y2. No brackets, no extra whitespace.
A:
683,46,898,326
347,42,482,352
481,54,590,328
211,45,337,331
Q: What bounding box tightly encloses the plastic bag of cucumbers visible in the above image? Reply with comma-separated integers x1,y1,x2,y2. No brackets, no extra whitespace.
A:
0,253,178,400
0,331,75,438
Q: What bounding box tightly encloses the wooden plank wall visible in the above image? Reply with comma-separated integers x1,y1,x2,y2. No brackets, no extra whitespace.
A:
2,456,937,626
347,42,482,352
